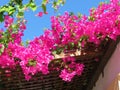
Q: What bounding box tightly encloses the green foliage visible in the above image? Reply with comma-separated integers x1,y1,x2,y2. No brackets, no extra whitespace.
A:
8,6,16,15
0,0,66,21
0,30,12,48
29,2,37,11
0,0,66,55
0,13,4,22
17,11,24,18
52,47,64,55
0,45,4,55
41,4,46,13
53,0,66,10
78,12,83,19
27,59,37,66
88,16,95,21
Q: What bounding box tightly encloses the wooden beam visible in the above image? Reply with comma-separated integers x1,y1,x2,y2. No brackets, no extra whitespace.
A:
86,37,120,90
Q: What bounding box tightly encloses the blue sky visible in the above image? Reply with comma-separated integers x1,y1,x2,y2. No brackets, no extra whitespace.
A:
0,0,108,41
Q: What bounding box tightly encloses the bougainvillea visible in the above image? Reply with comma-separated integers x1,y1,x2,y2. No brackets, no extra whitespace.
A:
0,0,120,82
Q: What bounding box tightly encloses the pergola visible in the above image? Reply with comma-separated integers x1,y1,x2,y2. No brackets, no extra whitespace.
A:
0,37,120,90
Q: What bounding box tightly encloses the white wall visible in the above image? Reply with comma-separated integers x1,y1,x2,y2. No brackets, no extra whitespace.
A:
93,42,120,90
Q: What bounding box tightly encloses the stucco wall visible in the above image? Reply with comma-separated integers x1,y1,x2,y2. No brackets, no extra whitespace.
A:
93,42,120,90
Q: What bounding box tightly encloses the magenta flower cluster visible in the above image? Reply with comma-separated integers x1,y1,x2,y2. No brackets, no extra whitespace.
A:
0,0,120,82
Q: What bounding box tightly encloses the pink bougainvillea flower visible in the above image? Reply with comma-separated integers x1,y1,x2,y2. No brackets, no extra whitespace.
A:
0,29,3,39
36,12,48,17
19,23,26,31
59,69,76,82
0,29,3,34
36,12,43,17
4,15,14,28
5,70,11,73
1,0,120,82
0,45,2,49
75,63,84,75
44,12,48,14
5,73,11,77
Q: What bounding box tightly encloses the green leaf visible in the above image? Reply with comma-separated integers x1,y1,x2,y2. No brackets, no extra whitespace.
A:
99,2,104,6
25,40,29,46
56,47,63,54
57,0,62,6
29,2,37,11
52,50,57,55
41,4,46,13
8,6,15,15
14,0,22,5
0,6,8,12
69,12,74,16
8,6,14,11
17,5,24,11
62,0,66,5
0,45,4,55
17,11,24,18
78,12,82,18
42,0,47,5
0,13,4,22
28,59,37,66
53,1,57,9
71,42,74,48
88,16,95,21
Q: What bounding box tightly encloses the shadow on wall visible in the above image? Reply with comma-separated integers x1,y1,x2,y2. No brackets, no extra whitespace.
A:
93,42,120,90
